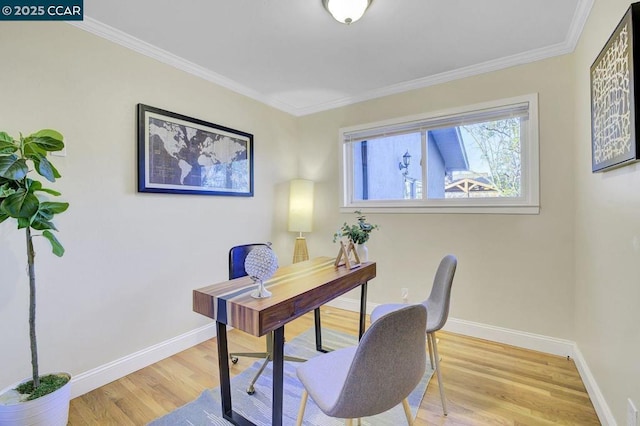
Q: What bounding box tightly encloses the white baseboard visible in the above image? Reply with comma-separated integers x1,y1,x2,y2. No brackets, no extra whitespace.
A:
571,345,616,426
69,323,217,398
442,317,575,357
68,296,614,426
325,296,377,315
327,297,576,356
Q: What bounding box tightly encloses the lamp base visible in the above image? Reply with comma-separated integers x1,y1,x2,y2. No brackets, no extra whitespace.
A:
293,237,309,264
250,280,272,299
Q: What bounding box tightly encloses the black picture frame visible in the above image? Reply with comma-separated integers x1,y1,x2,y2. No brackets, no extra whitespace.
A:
137,104,254,196
590,2,640,172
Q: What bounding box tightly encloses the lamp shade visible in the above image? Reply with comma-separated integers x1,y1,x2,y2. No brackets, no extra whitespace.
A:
288,179,314,233
323,0,372,24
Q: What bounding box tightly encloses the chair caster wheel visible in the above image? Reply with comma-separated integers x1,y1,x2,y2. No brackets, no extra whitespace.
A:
230,357,238,364
247,387,255,395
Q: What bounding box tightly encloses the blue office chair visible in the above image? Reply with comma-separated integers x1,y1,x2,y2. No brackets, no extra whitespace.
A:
227,243,306,395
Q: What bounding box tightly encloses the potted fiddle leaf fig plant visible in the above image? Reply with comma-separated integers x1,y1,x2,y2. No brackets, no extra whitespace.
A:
0,129,71,425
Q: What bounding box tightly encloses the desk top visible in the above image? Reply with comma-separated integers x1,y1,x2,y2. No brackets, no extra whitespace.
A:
193,257,376,336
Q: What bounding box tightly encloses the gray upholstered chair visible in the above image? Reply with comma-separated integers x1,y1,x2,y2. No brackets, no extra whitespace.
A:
227,243,305,394
369,254,457,416
295,304,427,426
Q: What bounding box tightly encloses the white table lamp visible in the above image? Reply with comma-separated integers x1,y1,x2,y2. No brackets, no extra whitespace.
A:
288,179,314,263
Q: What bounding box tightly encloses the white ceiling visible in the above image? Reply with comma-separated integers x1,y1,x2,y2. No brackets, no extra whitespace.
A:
77,0,593,116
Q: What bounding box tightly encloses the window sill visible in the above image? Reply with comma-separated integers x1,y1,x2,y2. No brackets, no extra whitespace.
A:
339,205,540,215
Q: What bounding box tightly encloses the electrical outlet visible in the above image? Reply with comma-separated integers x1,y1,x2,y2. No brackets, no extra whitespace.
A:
628,398,639,426
401,288,409,303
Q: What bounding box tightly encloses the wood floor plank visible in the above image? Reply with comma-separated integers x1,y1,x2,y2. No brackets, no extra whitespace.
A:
68,307,600,425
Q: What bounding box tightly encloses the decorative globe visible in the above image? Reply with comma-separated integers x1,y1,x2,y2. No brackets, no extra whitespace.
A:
245,245,278,282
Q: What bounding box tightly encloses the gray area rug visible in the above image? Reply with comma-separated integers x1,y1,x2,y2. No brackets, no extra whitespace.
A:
149,327,434,425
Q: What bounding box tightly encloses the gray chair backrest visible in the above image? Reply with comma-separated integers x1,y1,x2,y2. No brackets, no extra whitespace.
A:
327,304,427,419
424,254,457,332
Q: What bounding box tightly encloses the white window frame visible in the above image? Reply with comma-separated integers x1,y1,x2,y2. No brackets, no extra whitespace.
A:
339,94,540,214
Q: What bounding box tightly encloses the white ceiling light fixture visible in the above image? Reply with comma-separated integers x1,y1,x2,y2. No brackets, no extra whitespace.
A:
322,0,372,25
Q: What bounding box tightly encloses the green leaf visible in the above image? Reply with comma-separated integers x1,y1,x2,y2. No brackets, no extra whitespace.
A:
0,133,17,154
26,180,60,196
23,141,46,157
48,159,61,179
0,182,17,198
0,190,39,218
0,211,8,223
33,129,63,142
42,230,64,257
32,154,59,182
0,155,28,180
35,208,53,221
0,132,13,144
17,217,30,229
31,201,67,229
39,201,69,215
31,217,56,231
25,129,64,152
36,187,61,196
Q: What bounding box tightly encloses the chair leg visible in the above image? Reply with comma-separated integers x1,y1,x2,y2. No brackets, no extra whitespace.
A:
229,351,270,362
427,334,434,370
246,354,271,394
284,355,307,363
430,332,448,416
402,398,413,425
230,333,272,363
234,332,306,394
296,390,308,426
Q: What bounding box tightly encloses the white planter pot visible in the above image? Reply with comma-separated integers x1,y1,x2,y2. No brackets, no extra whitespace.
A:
0,373,71,426
357,243,369,262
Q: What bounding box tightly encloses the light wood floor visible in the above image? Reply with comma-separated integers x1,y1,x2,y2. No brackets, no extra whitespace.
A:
68,307,600,425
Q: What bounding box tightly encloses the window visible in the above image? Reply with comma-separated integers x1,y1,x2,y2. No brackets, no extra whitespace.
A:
339,94,539,214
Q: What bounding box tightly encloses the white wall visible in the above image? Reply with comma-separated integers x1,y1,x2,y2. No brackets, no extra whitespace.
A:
298,55,576,341
0,22,299,388
573,0,640,423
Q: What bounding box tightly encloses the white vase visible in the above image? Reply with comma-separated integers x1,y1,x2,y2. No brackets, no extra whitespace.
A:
357,243,369,262
0,373,71,426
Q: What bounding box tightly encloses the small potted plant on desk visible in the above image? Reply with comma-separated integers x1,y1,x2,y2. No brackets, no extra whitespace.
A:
333,210,379,262
0,129,71,426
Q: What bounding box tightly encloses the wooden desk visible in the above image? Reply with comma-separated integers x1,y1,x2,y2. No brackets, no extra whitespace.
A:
193,257,377,426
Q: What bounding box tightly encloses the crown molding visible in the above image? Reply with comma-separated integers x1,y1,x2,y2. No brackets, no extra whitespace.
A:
566,0,595,49
294,42,572,116
71,0,594,117
295,0,595,116
69,18,300,116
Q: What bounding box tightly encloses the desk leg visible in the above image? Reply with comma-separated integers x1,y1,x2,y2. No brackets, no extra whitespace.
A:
359,282,368,340
216,322,256,426
216,321,233,419
272,326,285,426
314,308,330,353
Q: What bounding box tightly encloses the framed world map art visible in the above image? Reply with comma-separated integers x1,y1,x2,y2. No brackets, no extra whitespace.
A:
137,104,253,196
590,2,640,172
